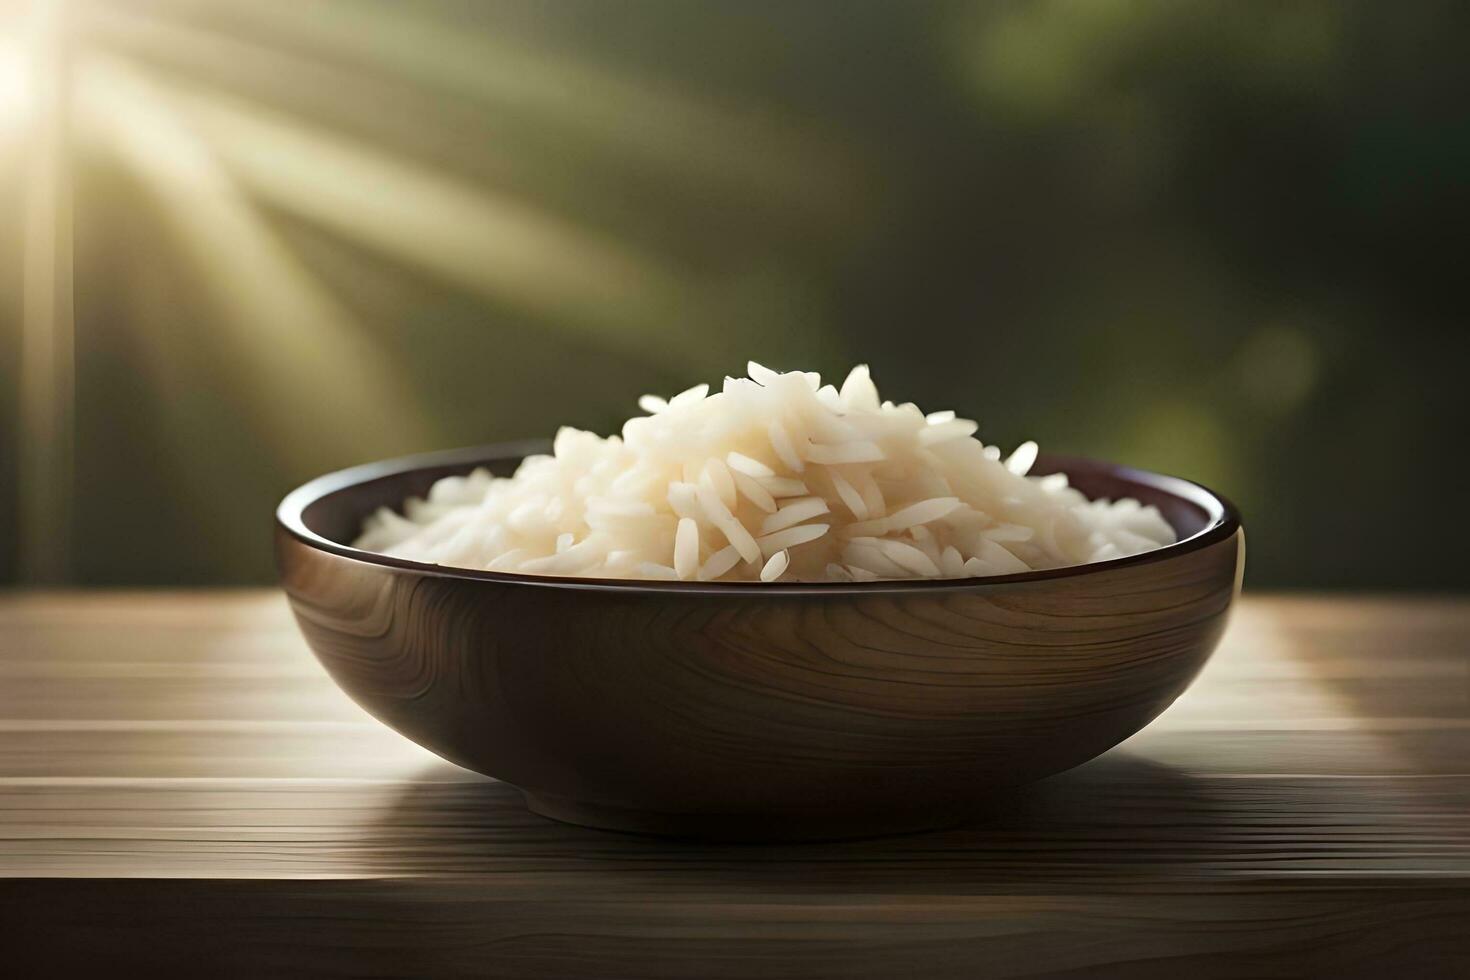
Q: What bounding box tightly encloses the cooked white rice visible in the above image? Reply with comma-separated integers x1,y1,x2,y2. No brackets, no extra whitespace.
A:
353,363,1176,582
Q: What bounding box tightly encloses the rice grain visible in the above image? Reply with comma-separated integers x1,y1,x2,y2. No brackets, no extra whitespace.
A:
356,363,1176,582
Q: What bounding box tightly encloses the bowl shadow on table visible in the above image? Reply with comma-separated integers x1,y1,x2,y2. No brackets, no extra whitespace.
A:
373,749,1228,892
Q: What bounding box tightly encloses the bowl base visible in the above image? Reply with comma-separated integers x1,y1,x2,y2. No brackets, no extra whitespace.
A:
521,790,975,842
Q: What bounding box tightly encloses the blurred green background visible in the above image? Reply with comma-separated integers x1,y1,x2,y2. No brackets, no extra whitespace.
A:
1,0,1466,589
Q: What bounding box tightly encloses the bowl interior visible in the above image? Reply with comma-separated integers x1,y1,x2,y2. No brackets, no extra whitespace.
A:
288,442,1227,571
299,445,533,548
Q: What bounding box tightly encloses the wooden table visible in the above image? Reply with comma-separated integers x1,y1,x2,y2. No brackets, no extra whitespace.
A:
1,592,1466,978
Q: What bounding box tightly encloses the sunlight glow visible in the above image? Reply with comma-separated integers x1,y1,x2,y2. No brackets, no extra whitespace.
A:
75,54,435,469
72,3,852,370
88,0,862,219
0,38,30,131
162,81,715,360
14,0,74,584
15,0,859,581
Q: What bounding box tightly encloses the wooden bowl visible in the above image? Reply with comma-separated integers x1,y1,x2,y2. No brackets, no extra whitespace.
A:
277,442,1244,841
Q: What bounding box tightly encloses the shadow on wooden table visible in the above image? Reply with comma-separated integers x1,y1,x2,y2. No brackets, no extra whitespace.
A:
368,750,1233,890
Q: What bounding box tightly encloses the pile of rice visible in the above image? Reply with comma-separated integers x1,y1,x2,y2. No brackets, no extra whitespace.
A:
354,363,1175,582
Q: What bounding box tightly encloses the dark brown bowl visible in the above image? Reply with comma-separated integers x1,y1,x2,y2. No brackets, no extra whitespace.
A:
276,442,1244,841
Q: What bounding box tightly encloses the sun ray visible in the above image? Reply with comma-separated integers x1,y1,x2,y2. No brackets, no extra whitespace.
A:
81,0,863,220
73,53,436,470
14,0,74,584
150,77,722,364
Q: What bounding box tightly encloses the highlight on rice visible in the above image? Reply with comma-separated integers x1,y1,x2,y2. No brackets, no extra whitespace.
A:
353,363,1176,582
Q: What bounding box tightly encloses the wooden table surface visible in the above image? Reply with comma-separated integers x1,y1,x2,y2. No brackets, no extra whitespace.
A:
1,591,1466,978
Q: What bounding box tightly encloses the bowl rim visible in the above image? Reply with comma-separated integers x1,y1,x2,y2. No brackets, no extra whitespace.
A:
277,440,1241,596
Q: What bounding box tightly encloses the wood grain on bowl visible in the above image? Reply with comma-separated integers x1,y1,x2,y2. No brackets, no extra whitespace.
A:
277,445,1244,840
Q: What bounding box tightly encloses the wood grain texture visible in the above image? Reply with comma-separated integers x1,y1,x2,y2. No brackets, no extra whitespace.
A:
0,592,1467,977
276,447,1244,840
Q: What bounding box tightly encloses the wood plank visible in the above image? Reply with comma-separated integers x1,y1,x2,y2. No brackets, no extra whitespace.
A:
2,880,1467,979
